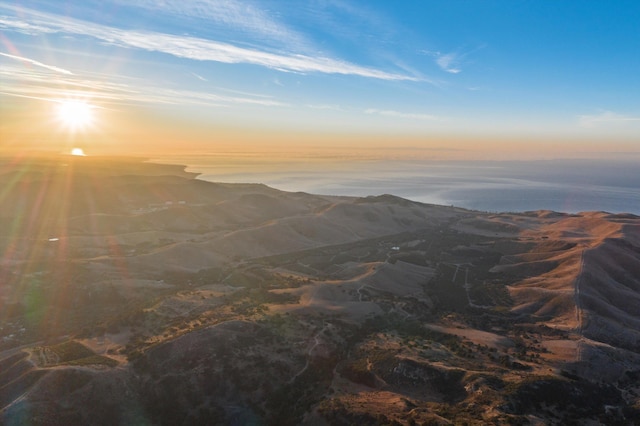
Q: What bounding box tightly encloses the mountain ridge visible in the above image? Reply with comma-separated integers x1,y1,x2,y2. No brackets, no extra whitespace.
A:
1,155,639,425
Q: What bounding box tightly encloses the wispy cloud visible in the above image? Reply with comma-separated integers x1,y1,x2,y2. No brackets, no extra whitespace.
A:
419,50,461,73
0,52,73,75
306,0,394,44
421,45,484,74
0,15,56,35
158,88,285,108
0,91,62,103
190,72,208,82
114,0,311,51
578,111,640,128
435,53,462,74
365,108,441,121
306,104,345,111
0,64,285,108
0,5,416,81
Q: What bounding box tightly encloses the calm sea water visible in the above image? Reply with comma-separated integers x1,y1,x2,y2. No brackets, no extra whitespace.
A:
152,155,640,214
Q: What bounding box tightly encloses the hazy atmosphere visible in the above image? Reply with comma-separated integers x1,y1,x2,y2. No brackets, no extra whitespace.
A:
2,0,639,158
2,2,640,425
154,153,640,214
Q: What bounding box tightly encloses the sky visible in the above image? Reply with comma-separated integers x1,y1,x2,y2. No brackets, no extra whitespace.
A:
1,0,639,159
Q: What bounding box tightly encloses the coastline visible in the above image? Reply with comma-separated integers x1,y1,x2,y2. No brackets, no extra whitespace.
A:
149,155,640,215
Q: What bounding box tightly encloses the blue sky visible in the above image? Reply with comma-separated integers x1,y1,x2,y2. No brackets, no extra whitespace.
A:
1,0,639,157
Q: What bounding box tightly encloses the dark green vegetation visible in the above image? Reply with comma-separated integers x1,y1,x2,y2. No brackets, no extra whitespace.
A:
1,156,640,425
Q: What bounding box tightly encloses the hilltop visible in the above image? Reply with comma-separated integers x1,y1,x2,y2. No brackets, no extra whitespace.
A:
1,155,639,425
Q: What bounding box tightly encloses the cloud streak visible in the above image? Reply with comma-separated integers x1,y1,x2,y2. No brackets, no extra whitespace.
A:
190,72,208,82
365,108,441,121
0,5,417,81
0,52,73,75
114,0,311,51
578,111,640,128
0,64,285,108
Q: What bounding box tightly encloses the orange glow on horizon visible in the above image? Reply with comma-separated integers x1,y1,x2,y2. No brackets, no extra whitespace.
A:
0,94,638,161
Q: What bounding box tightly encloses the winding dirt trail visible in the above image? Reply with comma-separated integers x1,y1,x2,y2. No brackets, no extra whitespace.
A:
288,322,330,384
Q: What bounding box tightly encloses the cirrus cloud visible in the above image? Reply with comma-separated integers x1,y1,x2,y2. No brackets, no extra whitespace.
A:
365,108,442,121
578,111,640,128
0,4,418,82
0,52,73,75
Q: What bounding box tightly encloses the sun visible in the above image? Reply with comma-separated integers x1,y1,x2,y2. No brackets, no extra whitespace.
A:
55,99,95,130
70,147,86,156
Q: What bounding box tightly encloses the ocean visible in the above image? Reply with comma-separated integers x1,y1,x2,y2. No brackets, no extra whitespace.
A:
151,154,640,215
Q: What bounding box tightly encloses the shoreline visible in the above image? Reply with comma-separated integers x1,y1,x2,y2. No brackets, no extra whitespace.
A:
2,153,637,215
149,156,640,215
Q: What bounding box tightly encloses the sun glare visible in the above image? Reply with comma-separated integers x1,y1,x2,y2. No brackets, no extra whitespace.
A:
71,147,86,156
56,99,95,130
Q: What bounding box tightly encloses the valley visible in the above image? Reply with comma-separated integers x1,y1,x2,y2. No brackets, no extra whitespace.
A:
1,156,639,425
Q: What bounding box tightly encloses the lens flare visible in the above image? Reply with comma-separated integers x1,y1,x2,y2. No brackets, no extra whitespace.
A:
56,100,95,131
